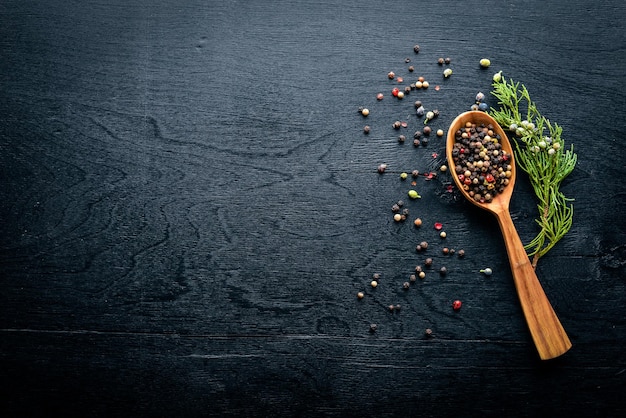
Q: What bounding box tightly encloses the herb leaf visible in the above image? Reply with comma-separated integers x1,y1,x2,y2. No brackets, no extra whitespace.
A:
489,73,577,268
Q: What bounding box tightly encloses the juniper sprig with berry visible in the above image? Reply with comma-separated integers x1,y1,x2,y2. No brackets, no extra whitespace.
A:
489,72,577,268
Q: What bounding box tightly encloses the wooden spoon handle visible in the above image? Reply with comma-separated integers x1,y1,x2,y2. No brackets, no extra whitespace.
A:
496,209,572,360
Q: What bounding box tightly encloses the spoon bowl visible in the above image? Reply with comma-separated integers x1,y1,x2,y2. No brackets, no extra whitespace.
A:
446,111,571,360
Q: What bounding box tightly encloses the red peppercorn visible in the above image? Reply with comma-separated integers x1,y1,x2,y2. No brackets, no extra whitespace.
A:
485,174,495,183
434,222,443,230
452,300,462,310
392,87,400,97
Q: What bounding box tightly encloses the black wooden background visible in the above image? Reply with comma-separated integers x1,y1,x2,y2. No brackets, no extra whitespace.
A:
1,0,625,416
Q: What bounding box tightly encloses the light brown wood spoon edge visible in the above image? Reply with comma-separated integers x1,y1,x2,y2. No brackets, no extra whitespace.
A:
446,111,572,360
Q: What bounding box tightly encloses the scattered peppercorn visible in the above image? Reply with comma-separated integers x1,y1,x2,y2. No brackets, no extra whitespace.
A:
437,58,444,65
440,231,447,238
389,304,395,311
377,164,387,174
443,68,453,78
409,274,417,282
425,328,433,337
413,218,422,227
361,108,370,116
357,291,364,299
444,57,451,64
371,280,378,288
425,258,433,267
413,45,420,53
398,135,406,144
442,247,449,255
388,71,395,79
403,282,410,290
457,249,465,258
418,271,426,279
369,323,378,332
480,268,493,276
408,190,420,199
480,58,491,68
439,266,447,276
363,125,370,134
377,92,384,100
452,300,462,310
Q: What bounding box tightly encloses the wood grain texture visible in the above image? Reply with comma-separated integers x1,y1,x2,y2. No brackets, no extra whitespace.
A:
1,0,625,416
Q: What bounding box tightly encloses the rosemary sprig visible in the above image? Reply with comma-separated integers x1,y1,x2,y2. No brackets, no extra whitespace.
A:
489,72,577,268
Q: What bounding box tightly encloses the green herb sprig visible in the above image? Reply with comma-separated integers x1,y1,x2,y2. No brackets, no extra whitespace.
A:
489,71,577,268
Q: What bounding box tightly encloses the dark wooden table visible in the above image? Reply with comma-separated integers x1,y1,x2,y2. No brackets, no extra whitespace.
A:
2,0,625,416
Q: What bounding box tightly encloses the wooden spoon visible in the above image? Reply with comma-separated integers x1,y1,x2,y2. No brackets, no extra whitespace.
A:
446,111,571,360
